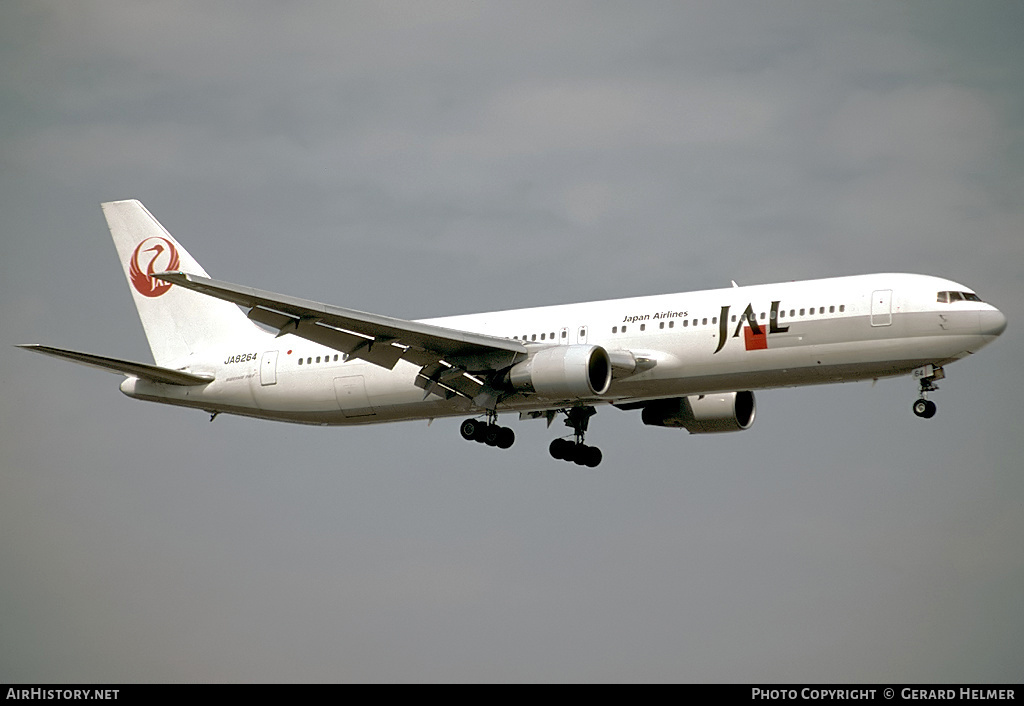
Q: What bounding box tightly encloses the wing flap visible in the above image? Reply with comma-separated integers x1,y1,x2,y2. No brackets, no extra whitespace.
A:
18,344,214,386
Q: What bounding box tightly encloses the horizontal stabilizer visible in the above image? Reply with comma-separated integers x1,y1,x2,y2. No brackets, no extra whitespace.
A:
17,344,214,386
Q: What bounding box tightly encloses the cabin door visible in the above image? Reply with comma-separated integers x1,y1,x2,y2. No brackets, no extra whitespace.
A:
260,351,278,385
871,290,892,326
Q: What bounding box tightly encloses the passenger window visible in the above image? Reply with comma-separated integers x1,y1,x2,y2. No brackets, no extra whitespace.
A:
640,324,646,331
789,310,795,317
531,334,536,341
829,306,835,313
622,325,627,333
712,317,717,324
298,358,303,365
701,318,707,325
683,320,688,327
800,308,805,316
839,305,845,313
669,320,674,328
612,326,618,334
659,322,664,329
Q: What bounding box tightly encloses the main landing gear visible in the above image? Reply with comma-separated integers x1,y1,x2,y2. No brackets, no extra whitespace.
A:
459,412,515,449
549,406,603,467
912,364,944,419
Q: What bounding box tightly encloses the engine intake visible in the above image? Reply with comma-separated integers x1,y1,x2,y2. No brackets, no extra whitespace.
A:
508,345,612,399
641,391,756,433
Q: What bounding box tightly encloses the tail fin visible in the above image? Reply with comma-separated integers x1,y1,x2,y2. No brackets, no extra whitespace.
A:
103,199,260,366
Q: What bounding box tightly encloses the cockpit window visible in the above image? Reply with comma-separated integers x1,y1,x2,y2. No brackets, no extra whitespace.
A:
937,290,982,303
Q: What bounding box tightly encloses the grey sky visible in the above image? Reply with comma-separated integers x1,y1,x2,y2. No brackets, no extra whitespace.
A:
2,1,1022,682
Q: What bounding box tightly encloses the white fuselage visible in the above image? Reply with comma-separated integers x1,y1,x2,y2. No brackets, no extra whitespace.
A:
120,273,1006,425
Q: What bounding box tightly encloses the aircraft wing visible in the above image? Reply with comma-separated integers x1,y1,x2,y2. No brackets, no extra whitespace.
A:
155,271,528,404
18,344,214,386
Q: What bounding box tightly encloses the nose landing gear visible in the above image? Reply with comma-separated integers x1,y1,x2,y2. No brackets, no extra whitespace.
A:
912,364,943,419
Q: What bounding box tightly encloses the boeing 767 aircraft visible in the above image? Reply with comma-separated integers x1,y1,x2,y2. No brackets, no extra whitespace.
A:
20,200,1007,466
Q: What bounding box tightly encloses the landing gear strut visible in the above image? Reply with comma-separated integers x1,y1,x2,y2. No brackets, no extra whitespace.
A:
459,411,515,449
912,365,943,419
549,406,603,467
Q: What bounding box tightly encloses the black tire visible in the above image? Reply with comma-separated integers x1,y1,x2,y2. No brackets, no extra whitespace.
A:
550,438,571,460
584,446,602,467
473,422,489,442
484,424,501,446
572,444,590,466
913,399,936,418
496,426,515,449
460,418,480,441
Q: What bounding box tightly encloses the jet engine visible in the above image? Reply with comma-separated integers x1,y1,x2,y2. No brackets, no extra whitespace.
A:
641,391,756,433
508,345,612,399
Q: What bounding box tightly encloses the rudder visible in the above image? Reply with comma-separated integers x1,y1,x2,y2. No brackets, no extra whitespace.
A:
103,199,260,366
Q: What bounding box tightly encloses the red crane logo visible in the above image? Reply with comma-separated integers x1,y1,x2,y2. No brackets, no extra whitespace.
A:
129,237,180,298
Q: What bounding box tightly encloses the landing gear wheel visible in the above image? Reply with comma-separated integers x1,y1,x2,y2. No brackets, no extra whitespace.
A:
912,399,937,418
473,422,489,442
550,406,603,467
460,418,481,441
460,417,515,450
569,444,602,467
549,439,602,467
549,438,573,460
496,426,515,449
912,366,943,420
484,424,502,446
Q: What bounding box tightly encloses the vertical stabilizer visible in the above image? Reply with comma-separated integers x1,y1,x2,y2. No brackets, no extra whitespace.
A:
102,199,260,366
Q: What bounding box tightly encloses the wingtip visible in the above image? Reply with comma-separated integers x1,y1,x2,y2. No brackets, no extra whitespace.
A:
152,270,189,283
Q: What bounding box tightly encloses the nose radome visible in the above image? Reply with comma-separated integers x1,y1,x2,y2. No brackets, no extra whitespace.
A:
980,308,1007,337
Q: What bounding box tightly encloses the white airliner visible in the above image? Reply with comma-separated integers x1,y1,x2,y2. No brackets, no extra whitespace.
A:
20,200,1007,466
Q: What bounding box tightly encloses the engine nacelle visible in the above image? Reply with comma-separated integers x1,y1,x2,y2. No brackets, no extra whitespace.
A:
641,391,756,433
508,345,612,399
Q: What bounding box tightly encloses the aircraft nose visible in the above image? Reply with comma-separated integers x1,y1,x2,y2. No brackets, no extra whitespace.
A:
979,308,1007,337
